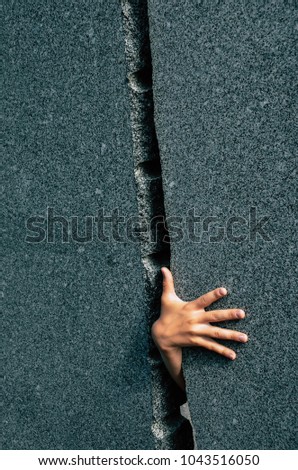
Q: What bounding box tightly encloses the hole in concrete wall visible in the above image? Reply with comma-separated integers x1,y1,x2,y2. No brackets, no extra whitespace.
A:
137,159,162,178
144,246,171,269
128,65,153,92
180,402,197,449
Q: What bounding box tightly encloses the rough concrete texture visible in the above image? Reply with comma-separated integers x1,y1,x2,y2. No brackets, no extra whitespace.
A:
3,0,154,449
148,0,297,449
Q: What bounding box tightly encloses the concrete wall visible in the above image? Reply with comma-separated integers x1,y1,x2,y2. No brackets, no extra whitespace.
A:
4,0,296,450
148,0,297,449
3,0,155,449
3,0,194,450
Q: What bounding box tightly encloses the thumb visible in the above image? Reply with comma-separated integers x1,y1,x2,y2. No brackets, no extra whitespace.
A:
161,267,176,296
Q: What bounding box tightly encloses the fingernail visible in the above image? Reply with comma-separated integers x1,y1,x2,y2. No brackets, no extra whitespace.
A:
219,287,227,295
229,352,236,360
236,309,245,319
239,334,247,342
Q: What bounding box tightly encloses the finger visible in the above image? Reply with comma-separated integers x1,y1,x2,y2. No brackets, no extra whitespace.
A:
191,287,227,309
205,326,248,343
194,336,237,360
161,267,176,296
201,308,246,323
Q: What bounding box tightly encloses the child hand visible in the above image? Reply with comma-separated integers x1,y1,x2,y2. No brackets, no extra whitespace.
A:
151,267,248,390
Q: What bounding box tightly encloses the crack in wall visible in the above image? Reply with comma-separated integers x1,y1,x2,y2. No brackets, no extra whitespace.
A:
120,0,194,450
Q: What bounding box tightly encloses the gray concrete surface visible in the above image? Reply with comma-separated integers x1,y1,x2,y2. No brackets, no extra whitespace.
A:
148,0,297,449
3,0,154,449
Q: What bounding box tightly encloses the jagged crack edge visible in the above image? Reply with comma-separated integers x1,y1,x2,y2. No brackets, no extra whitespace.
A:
120,0,195,450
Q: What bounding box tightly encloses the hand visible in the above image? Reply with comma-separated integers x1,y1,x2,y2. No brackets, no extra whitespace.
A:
151,267,248,390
